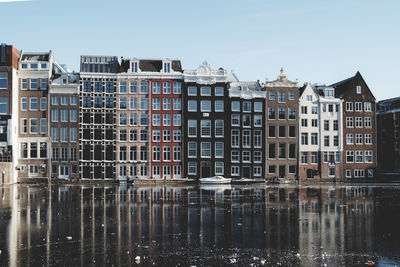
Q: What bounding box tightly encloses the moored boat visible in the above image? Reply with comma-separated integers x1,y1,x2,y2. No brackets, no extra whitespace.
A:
199,176,231,184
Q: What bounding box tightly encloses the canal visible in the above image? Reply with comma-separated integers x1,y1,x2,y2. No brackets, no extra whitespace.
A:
0,184,400,266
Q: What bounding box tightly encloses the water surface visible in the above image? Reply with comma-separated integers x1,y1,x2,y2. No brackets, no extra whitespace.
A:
0,184,400,266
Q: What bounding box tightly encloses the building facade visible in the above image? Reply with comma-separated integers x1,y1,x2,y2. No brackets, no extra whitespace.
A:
228,80,266,179
298,83,343,180
183,62,229,179
79,56,118,179
49,73,79,179
331,72,376,179
0,44,19,184
265,69,299,180
377,97,400,173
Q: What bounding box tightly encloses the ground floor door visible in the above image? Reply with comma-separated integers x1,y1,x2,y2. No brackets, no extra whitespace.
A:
200,161,211,178
307,169,314,179
279,165,286,178
60,165,69,179
243,166,251,178
163,165,171,179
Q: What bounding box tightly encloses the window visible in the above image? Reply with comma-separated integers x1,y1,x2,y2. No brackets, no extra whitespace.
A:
188,120,197,137
163,98,171,110
61,127,68,142
311,152,318,164
21,119,28,134
346,151,354,163
51,128,59,142
40,118,46,134
201,87,211,96
365,117,372,128
201,100,211,112
201,120,211,137
163,82,171,94
346,117,353,128
173,146,181,161
301,152,308,164
173,114,182,126
268,126,276,138
130,114,138,126
347,134,354,144
333,120,338,131
355,117,363,128
188,100,197,112
243,102,251,112
232,101,240,111
301,106,308,114
30,119,38,133
355,151,363,163
140,81,148,94
289,91,295,100
311,106,318,114
346,102,353,111
254,102,262,112
301,133,308,145
311,133,318,145
355,102,362,112
365,151,373,163
254,130,262,147
278,143,286,159
268,108,275,119
130,146,137,161
120,113,127,125
215,142,224,158
119,82,127,93
325,89,334,97
140,114,148,126
162,130,171,142
140,146,148,161
232,130,240,147
30,79,38,90
61,109,68,122
334,135,339,146
173,130,181,142
232,114,240,126
311,119,318,127
356,86,361,94
324,120,329,131
278,107,286,119
188,86,197,96
268,165,276,174
22,79,28,89
163,146,171,161
130,130,137,142
201,142,211,158
365,134,372,145
289,125,296,138
254,151,262,163
140,98,148,110
153,130,161,142
268,143,276,159
289,144,296,159
173,98,181,110
188,162,197,175
301,119,308,127
173,82,181,94
119,129,127,141
231,166,240,176
243,130,251,147
130,81,138,93
365,102,372,112
243,114,251,127
354,169,365,178
231,150,240,162
356,134,363,145
269,91,275,100
328,104,334,112
188,142,197,158
152,114,161,126
324,136,330,147
30,97,38,110
215,100,224,112
0,73,8,89
94,82,102,92
306,95,312,102
346,170,352,178
242,151,251,162
278,126,286,138
278,92,286,103
215,120,224,137
288,107,296,120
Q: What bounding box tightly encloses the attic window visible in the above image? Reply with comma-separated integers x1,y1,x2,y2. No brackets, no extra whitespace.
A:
356,86,361,94
164,62,171,73
131,62,138,73
325,89,334,97
307,95,312,101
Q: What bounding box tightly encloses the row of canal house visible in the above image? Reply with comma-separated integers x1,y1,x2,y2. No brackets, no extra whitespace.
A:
0,43,381,183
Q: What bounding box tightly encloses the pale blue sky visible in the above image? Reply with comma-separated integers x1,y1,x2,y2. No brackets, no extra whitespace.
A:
1,0,399,100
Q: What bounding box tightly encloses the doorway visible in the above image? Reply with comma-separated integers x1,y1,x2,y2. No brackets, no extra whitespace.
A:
243,166,251,178
279,165,286,178
307,169,314,179
200,161,211,178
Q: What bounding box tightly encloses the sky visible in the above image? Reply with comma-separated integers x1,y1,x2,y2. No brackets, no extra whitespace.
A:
1,0,399,100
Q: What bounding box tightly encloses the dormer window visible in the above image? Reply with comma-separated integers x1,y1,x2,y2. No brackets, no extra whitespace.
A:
31,63,38,69
356,86,361,94
164,62,171,73
41,63,47,69
22,64,28,69
131,61,138,73
325,89,334,97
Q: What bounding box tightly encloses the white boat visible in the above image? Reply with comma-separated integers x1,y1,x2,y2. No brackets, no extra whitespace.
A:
199,176,231,184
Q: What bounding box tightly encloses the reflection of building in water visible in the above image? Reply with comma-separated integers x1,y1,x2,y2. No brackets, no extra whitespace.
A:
1,185,380,266
298,186,374,267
